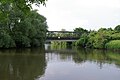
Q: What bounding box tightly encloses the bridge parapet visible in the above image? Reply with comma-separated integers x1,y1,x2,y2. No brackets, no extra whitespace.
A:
46,31,80,38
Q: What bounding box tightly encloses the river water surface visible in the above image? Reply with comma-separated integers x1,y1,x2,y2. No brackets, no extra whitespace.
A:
0,44,120,80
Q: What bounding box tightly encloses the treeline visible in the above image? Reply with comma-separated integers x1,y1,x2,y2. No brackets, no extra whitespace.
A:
74,25,120,49
0,0,48,48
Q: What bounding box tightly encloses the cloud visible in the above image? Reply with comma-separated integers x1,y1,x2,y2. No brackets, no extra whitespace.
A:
33,0,120,31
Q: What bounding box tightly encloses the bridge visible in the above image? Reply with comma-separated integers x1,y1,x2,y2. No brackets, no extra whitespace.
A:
46,31,80,42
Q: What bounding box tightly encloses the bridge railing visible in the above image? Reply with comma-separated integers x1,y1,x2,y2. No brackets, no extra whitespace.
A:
46,31,81,39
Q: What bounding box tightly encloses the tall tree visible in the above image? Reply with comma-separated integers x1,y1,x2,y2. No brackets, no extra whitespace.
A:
0,0,48,48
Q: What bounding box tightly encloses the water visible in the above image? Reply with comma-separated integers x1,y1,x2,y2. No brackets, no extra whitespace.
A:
0,45,120,80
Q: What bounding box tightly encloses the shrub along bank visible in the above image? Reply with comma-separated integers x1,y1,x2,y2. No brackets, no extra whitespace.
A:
105,40,120,49
74,26,120,49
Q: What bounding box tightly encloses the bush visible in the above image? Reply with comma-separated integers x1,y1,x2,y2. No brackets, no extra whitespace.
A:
75,33,88,47
105,40,120,49
86,30,112,49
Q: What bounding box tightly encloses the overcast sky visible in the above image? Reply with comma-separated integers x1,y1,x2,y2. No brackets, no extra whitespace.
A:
33,0,120,31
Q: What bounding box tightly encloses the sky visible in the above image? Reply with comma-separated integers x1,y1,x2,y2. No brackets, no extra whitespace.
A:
33,0,120,31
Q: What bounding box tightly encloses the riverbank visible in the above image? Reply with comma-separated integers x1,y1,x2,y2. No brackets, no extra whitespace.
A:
73,26,120,50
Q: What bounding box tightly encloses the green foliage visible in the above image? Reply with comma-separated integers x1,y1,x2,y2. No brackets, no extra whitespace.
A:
105,40,120,49
85,28,117,49
0,0,47,11
0,0,47,23
11,10,47,48
85,31,96,48
111,33,120,40
92,30,111,48
74,27,120,49
0,29,16,48
74,27,88,36
51,41,67,50
0,0,48,48
75,33,88,47
72,27,89,42
114,25,120,32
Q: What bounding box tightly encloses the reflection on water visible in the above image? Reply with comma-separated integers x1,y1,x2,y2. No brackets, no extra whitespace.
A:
42,44,120,80
0,44,120,80
0,48,46,80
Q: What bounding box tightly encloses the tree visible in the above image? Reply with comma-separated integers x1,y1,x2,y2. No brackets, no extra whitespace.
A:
0,0,48,48
12,10,48,47
0,0,47,32
74,27,88,36
0,0,47,9
114,25,120,32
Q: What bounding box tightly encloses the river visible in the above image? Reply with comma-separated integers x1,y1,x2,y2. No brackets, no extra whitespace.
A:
0,44,120,80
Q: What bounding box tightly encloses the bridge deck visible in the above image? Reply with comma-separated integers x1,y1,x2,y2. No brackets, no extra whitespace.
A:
46,31,80,42
46,37,79,42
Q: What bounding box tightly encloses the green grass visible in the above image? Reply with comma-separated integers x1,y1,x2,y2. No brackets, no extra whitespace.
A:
105,40,120,49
